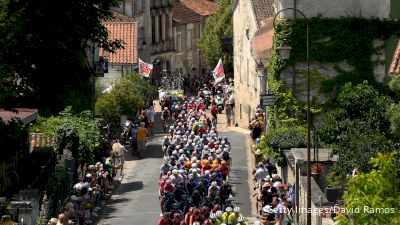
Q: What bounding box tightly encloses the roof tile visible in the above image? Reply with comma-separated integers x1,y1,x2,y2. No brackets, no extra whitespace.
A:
100,12,138,64
250,0,275,28
176,0,219,18
172,0,203,23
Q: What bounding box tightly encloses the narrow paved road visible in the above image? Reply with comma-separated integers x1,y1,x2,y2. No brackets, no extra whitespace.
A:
96,112,164,225
96,108,252,224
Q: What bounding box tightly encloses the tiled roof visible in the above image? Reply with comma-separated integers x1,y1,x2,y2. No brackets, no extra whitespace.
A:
106,11,137,22
172,0,203,23
177,0,219,17
100,12,138,64
250,0,275,28
252,17,274,63
389,40,400,76
0,108,38,125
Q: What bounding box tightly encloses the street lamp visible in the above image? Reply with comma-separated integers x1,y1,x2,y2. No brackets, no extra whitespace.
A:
278,39,292,60
273,8,311,225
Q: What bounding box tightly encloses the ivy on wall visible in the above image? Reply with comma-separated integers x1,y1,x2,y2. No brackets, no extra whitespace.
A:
259,17,400,166
267,17,400,125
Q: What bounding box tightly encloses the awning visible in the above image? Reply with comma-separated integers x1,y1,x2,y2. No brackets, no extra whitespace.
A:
0,108,38,125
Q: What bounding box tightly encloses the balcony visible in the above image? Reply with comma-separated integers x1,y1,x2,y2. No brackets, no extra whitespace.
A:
151,40,175,55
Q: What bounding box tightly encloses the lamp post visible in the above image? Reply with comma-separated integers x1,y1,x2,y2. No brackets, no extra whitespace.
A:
273,8,311,225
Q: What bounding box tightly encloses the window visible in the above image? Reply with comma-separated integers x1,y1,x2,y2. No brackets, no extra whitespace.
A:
187,29,193,50
135,0,143,14
151,16,156,43
239,54,242,82
176,32,182,52
158,15,162,42
240,104,242,119
246,58,249,86
138,26,145,48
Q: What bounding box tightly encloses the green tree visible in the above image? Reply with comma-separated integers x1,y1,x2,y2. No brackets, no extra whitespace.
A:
96,79,144,125
319,82,394,177
387,76,400,138
0,0,122,114
336,151,400,225
198,0,233,73
31,107,101,165
128,72,158,105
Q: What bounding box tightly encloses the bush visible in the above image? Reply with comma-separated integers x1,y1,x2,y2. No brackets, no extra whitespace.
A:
319,82,394,176
96,74,157,126
256,125,307,167
266,125,307,150
30,107,100,166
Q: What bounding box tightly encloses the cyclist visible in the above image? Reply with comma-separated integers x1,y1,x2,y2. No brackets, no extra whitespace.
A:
235,217,248,225
162,107,171,131
158,212,172,225
228,207,243,225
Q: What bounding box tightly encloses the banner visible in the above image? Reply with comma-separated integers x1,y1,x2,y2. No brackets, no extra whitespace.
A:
212,58,225,85
139,58,153,77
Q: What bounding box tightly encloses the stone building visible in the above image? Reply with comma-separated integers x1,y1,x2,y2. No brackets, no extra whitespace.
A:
233,0,275,128
170,0,219,81
113,0,152,63
99,12,138,88
148,0,175,82
113,0,218,84
233,0,400,128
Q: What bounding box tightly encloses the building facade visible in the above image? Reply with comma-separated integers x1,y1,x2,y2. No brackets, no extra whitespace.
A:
170,0,218,82
99,12,139,88
233,0,400,128
113,0,152,63
113,0,218,84
233,0,274,128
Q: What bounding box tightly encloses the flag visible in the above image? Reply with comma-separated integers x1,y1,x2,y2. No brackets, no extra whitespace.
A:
139,58,153,77
212,58,225,85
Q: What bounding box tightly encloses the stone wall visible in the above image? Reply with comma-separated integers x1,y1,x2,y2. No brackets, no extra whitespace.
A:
171,22,203,78
233,0,262,128
98,64,136,88
279,39,387,106
275,0,391,19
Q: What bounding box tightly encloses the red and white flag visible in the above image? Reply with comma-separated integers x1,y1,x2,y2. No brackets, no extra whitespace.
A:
139,58,153,77
212,58,225,84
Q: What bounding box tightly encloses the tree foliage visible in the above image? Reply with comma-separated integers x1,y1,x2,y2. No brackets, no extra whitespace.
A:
319,82,394,177
257,125,307,167
0,0,122,114
198,0,233,73
95,73,157,125
31,107,101,165
336,151,400,225
0,119,25,158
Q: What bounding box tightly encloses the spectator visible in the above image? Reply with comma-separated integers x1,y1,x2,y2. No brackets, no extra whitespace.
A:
57,213,68,225
224,104,233,127
138,110,150,128
136,122,149,158
130,124,138,157
147,105,156,136
48,218,58,225
249,117,264,143
273,197,287,225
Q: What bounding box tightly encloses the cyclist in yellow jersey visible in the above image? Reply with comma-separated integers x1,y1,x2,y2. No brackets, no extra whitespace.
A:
222,207,233,224
235,217,249,225
228,207,243,225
